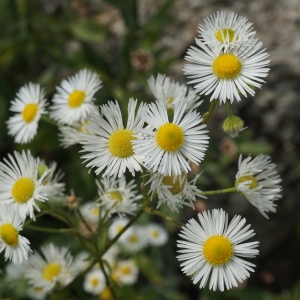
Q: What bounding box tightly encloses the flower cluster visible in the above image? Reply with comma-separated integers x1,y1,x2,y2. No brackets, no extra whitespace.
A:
1,9,283,298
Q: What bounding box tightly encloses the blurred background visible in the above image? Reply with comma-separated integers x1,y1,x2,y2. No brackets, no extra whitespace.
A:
0,0,300,299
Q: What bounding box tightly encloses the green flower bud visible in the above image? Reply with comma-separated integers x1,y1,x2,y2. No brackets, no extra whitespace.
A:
222,115,246,138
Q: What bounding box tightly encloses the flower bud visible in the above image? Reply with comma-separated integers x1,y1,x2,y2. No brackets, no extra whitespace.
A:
222,115,246,137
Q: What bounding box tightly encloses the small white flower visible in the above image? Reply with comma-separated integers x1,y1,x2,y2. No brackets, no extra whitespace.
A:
50,69,102,125
80,98,146,178
0,150,50,220
0,205,32,264
120,225,147,252
102,245,120,267
24,243,76,295
113,259,138,285
58,105,100,148
198,11,256,51
27,286,47,300
39,161,65,199
7,83,48,144
5,261,28,279
80,202,104,223
184,38,270,104
148,74,203,111
147,172,206,212
84,269,106,295
177,209,259,291
96,176,141,217
73,251,90,273
133,101,209,176
235,154,282,218
146,223,168,246
108,217,130,240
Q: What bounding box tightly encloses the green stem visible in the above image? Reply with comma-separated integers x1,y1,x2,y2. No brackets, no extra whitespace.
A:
25,225,76,234
41,115,58,127
225,101,233,117
75,208,95,236
99,204,146,257
202,99,218,124
201,187,237,196
144,207,184,228
99,259,118,300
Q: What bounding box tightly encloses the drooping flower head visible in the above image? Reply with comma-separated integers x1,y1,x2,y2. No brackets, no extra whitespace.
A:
96,176,141,217
80,98,146,178
146,172,206,212
50,69,102,125
235,154,282,218
7,83,48,144
177,209,259,291
133,101,209,176
148,74,203,112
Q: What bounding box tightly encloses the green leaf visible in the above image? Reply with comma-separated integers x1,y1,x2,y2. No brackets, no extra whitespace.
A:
70,20,106,43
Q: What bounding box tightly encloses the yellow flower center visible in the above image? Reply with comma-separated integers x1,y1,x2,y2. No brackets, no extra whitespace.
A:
91,278,99,287
0,223,19,246
108,129,135,158
156,123,184,152
203,236,233,266
34,287,43,292
213,53,242,79
100,287,113,300
68,90,86,108
151,230,159,238
22,103,38,123
129,235,138,244
91,207,100,217
108,191,123,202
12,177,35,203
162,174,186,195
42,263,61,281
78,121,90,134
116,225,124,233
236,175,258,190
215,28,236,43
121,266,131,275
167,97,175,106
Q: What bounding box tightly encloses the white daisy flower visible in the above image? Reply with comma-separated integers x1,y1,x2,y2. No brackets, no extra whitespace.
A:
148,74,203,112
24,243,76,294
133,101,209,176
96,176,141,217
80,201,106,223
39,161,65,199
119,225,147,252
27,286,47,300
108,217,130,240
184,38,270,104
73,251,90,273
58,104,100,148
80,98,146,178
5,261,28,279
147,172,206,212
0,205,32,264
235,154,282,219
177,209,259,291
84,269,106,295
50,69,102,125
198,11,256,51
113,259,138,285
6,83,48,144
146,223,168,246
0,151,50,220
